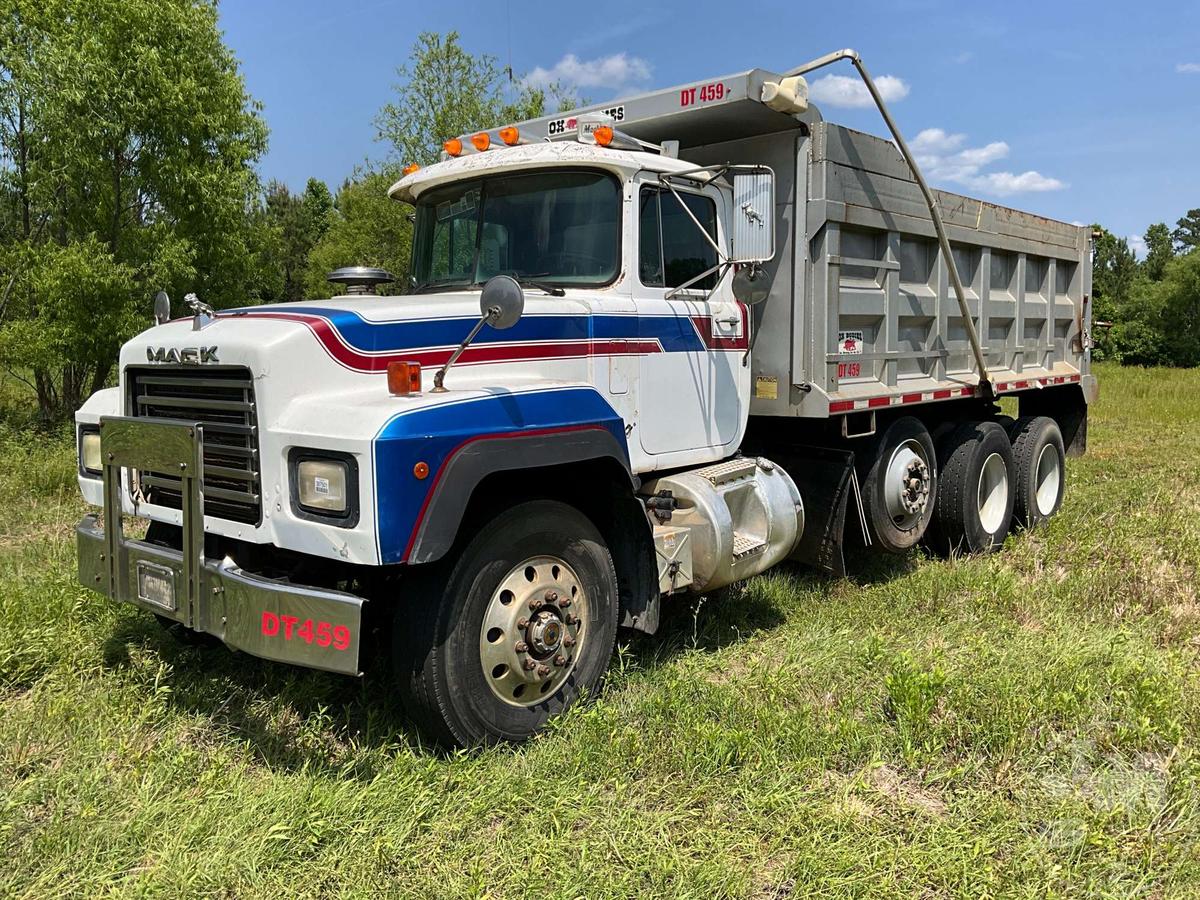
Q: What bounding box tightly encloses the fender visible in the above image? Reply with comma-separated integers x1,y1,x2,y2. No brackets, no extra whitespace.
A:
406,426,633,564
373,386,631,565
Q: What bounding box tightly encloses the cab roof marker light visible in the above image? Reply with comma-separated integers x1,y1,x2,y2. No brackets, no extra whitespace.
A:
498,126,523,146
470,132,491,152
444,138,464,157
401,163,420,175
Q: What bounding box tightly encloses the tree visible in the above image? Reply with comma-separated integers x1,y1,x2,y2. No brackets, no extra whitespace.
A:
1142,222,1173,281
0,0,266,420
374,31,569,165
1173,209,1200,254
304,167,412,297
1152,249,1200,367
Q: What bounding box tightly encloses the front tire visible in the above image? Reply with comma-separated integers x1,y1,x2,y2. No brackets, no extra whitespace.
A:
925,421,1015,556
394,500,618,747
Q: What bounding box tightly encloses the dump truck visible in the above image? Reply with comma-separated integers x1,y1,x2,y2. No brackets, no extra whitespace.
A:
75,50,1095,746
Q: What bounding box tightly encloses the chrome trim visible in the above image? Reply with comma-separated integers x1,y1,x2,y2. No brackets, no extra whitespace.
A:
83,416,363,676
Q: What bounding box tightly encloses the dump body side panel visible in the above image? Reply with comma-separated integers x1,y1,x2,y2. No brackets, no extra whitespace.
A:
787,122,1090,417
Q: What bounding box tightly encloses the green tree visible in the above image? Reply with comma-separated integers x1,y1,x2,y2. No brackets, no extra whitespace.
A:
1152,249,1200,366
303,167,412,297
374,31,568,165
0,0,266,420
1173,209,1200,254
1142,222,1173,281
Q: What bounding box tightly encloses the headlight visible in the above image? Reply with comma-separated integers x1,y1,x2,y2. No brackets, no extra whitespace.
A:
290,450,358,526
79,427,102,476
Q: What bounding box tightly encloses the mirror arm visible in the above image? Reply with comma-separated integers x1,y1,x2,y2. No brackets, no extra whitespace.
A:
431,307,497,393
664,261,731,301
656,174,728,262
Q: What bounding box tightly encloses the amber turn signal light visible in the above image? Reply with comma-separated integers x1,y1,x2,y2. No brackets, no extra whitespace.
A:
444,138,463,157
498,126,520,146
387,360,422,396
402,163,420,175
592,125,614,147
470,132,491,152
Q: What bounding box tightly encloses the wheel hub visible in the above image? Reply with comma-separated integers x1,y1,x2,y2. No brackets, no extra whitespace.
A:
884,439,932,528
527,610,564,657
479,556,586,707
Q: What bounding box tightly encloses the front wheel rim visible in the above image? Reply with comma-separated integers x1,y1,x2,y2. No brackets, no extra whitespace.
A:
479,555,587,708
1034,443,1061,516
977,452,1009,534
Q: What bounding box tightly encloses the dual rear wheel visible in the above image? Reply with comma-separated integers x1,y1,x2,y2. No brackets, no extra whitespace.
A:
862,414,1066,556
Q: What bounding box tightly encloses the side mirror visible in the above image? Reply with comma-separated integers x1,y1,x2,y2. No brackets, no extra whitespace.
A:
479,274,524,329
730,168,775,263
732,264,771,305
153,290,171,325
432,275,525,392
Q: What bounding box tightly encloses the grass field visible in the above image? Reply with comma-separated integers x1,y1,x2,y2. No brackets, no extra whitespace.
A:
1,362,1199,897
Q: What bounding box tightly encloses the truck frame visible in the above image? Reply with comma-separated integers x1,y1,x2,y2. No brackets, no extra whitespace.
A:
75,51,1094,746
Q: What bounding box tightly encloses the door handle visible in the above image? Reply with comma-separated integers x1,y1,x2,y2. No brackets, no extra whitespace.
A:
717,316,740,326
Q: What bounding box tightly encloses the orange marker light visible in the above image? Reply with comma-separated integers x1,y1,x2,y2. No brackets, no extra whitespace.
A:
444,138,463,157
387,360,422,396
498,126,520,146
413,461,430,480
470,132,491,152
592,125,614,147
402,163,420,175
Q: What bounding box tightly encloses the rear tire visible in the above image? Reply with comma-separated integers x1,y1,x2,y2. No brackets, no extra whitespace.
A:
925,421,1014,556
859,416,937,554
1009,416,1065,529
393,500,618,747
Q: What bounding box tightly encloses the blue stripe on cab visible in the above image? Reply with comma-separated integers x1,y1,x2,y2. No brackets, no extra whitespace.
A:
373,387,628,564
236,306,707,355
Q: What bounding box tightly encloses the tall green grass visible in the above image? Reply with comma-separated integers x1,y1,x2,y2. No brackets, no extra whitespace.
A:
1,362,1198,897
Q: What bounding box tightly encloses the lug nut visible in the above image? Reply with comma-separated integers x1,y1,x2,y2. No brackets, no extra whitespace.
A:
544,590,558,603
554,655,566,667
558,597,572,608
536,664,551,677
563,636,576,648
517,617,529,629
528,597,540,610
522,659,537,671
514,640,528,653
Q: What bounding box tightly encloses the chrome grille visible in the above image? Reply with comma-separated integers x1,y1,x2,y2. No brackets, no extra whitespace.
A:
126,367,262,524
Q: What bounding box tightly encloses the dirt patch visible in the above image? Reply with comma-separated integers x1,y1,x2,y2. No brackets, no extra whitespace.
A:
864,764,947,818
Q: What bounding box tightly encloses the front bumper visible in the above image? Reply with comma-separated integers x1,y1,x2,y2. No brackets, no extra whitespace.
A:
78,415,364,676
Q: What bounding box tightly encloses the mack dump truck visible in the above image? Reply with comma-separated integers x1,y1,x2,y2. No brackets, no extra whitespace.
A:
75,51,1095,746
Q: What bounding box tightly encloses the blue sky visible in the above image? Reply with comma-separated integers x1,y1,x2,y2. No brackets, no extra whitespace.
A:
219,0,1200,254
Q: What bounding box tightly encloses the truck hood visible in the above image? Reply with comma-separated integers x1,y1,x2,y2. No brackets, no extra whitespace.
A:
120,290,599,382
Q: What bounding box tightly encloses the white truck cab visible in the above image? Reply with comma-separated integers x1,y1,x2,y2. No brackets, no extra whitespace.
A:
75,54,1094,746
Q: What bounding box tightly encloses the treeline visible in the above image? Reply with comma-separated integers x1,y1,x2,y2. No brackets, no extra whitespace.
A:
0,4,569,421
1092,214,1200,367
2,3,1196,424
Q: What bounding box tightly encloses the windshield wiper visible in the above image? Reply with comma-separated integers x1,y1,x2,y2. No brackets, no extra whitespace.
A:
490,273,565,297
411,280,472,294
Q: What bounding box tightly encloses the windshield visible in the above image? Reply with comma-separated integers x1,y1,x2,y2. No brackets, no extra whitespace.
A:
410,170,620,291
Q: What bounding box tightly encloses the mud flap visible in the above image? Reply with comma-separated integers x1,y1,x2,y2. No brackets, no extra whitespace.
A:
780,446,858,577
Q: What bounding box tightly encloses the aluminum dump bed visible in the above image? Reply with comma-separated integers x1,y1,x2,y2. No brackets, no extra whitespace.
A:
497,66,1093,419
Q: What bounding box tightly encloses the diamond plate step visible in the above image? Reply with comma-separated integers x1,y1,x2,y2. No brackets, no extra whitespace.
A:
695,457,758,487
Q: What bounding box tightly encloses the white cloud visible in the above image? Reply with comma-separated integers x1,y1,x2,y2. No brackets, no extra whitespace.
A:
1128,234,1147,259
525,53,651,94
1178,63,1200,74
808,73,910,108
910,127,1066,196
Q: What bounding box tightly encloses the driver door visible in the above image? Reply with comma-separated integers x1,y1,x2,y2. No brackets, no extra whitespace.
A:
633,174,747,459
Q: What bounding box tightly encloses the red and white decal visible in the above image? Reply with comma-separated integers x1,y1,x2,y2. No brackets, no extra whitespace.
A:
838,331,864,355
547,105,624,137
261,611,351,651
828,373,1083,414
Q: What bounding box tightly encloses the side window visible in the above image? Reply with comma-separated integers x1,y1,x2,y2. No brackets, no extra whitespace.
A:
638,186,719,290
